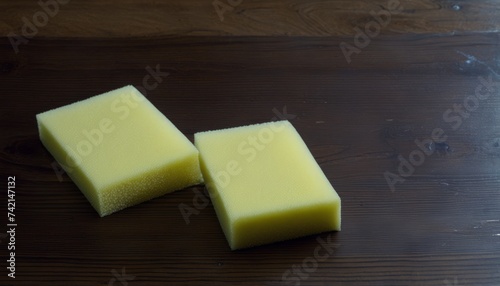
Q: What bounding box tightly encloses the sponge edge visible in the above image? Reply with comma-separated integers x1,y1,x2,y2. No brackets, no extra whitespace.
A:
195,120,341,250
37,85,203,217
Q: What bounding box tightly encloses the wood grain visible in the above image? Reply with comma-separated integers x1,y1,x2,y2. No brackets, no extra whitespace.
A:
1,0,500,37
1,32,500,285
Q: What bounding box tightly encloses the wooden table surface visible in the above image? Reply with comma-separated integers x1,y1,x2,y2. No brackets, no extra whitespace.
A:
1,1,500,285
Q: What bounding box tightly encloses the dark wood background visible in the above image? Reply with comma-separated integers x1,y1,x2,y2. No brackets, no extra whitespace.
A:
1,0,500,285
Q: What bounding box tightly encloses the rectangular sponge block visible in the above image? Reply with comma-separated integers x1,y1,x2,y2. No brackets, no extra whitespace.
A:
37,86,203,217
195,121,340,250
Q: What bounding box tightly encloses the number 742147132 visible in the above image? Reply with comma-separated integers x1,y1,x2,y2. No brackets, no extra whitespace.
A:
7,176,15,223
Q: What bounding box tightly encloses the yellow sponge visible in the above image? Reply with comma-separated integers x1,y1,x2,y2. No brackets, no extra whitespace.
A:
195,121,341,250
37,86,203,217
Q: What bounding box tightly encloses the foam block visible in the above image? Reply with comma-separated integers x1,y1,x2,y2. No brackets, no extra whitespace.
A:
37,85,203,217
195,120,341,250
